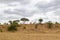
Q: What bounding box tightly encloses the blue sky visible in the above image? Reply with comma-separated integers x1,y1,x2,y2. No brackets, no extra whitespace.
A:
0,0,60,23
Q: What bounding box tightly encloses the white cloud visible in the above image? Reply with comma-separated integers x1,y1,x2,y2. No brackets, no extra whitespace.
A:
0,0,60,23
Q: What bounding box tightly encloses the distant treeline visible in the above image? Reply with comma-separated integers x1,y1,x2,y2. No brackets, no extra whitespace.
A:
0,18,60,32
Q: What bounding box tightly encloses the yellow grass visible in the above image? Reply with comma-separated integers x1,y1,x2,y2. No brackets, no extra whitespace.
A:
0,24,60,40
0,32,60,40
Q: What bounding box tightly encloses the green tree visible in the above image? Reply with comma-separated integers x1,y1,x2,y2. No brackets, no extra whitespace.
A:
21,18,29,29
21,18,29,24
55,22,59,24
8,20,20,32
39,19,43,24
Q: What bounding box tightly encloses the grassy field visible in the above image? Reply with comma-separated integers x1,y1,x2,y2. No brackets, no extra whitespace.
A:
0,24,60,40
0,32,60,40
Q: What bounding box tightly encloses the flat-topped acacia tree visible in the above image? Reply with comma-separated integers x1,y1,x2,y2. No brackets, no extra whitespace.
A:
20,18,29,24
20,18,29,29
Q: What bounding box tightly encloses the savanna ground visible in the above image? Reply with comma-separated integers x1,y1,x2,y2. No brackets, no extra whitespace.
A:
0,24,60,40
0,32,60,40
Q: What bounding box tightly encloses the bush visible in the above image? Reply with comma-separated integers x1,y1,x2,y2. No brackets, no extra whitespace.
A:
8,26,17,32
8,20,19,32
35,24,38,29
47,21,53,29
0,29,3,32
23,27,26,29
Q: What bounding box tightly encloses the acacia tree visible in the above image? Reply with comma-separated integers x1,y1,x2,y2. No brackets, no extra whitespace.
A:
8,20,20,32
35,19,43,29
20,18,29,29
21,18,29,24
39,18,43,24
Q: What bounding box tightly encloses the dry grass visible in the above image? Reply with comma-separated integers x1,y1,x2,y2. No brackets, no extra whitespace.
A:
0,24,60,40
0,32,60,40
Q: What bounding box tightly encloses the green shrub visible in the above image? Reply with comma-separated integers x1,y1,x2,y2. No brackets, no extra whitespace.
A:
8,20,19,32
8,26,17,32
0,29,3,32
47,21,53,29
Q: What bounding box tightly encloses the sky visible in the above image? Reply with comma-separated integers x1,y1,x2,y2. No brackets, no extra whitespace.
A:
0,0,60,23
